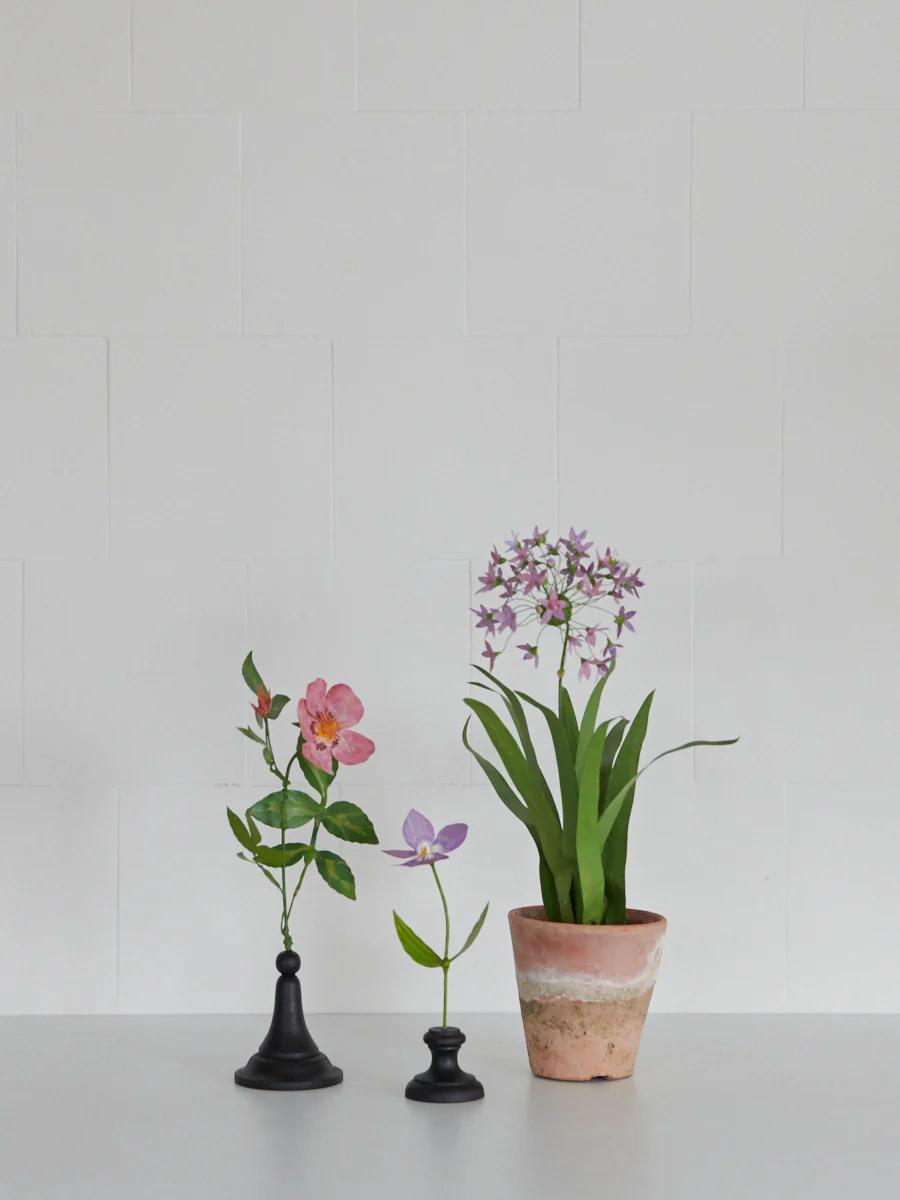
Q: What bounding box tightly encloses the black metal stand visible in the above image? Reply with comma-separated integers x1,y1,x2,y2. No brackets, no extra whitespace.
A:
234,950,343,1091
405,1026,485,1103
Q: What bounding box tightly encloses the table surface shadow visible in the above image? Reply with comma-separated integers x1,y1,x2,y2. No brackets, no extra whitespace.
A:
1,1013,898,1200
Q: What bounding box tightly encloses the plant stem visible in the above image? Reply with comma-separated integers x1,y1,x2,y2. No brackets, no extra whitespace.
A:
558,624,570,684
286,814,322,922
431,863,451,1027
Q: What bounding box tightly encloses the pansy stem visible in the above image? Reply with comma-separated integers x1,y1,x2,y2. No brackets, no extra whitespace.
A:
431,863,451,1027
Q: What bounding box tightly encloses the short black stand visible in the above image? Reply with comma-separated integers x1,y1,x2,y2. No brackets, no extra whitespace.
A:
234,950,343,1091
405,1026,485,1103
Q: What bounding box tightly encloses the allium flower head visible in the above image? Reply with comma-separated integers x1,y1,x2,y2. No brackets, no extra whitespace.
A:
470,526,644,681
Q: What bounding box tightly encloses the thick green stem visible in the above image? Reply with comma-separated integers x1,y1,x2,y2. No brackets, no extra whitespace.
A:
558,624,570,684
431,863,451,1027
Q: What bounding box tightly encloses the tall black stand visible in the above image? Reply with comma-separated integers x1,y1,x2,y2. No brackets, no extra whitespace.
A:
234,950,343,1091
405,1026,485,1103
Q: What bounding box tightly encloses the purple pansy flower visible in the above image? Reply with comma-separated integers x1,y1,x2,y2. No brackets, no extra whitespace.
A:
384,809,468,867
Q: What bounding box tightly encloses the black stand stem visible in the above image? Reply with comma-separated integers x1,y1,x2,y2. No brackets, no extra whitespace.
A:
405,1026,485,1103
234,950,343,1091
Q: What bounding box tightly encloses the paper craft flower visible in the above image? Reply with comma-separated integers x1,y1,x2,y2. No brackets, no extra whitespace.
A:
384,809,468,866
297,679,375,771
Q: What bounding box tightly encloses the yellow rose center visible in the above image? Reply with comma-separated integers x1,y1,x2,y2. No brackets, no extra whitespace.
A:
316,713,340,743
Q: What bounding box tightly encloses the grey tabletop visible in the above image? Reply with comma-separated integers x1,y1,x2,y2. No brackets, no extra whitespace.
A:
0,1013,896,1199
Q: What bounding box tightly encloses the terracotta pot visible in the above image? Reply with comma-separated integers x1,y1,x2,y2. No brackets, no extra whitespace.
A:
508,905,666,1081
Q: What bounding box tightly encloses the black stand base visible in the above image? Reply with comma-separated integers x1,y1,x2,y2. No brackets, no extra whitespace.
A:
405,1026,485,1103
234,950,343,1092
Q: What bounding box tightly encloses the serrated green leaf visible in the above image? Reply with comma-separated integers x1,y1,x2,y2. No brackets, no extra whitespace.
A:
227,807,256,852
242,651,266,696
253,842,310,868
295,747,333,797
452,903,489,960
321,800,378,844
393,911,443,968
268,694,290,720
315,850,356,899
248,790,321,829
237,725,266,746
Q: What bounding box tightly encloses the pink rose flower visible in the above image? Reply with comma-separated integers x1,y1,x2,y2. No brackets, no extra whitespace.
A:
297,679,375,771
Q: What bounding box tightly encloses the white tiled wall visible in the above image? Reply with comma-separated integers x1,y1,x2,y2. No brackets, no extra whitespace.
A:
0,2,897,1015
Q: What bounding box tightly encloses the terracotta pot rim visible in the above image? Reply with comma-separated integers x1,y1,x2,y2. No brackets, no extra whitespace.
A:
508,904,666,932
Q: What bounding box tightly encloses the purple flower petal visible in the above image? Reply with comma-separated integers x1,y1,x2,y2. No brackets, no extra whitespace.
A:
400,857,428,867
402,808,434,850
434,823,468,854
383,849,417,858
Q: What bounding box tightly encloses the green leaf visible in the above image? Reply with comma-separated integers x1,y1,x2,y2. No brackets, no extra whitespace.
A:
575,666,613,777
253,842,310,868
393,911,443,967
452,902,489,960
516,690,579,861
245,812,262,847
237,725,266,746
227,808,256,852
472,665,556,815
241,651,266,696
262,745,274,767
296,747,333,798
462,717,532,827
247,790,321,829
315,850,356,899
602,692,654,924
558,685,579,756
575,723,609,924
321,801,378,844
268,694,290,720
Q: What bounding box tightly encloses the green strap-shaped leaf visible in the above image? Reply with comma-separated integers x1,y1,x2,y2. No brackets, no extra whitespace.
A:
598,718,628,812
315,850,356,900
602,692,654,924
227,807,256,852
237,725,266,746
241,651,266,696
248,790,321,829
268,694,290,720
558,685,579,756
253,842,310,868
393,911,443,967
575,724,609,923
575,665,614,777
463,718,532,827
463,698,563,854
321,800,378,844
516,690,579,861
452,903,490,960
535,840,562,921
472,666,556,815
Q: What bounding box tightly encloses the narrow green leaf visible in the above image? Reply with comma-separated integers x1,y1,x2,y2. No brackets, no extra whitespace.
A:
602,692,654,924
241,651,266,696
462,717,533,827
558,685,578,755
295,746,333,798
642,736,740,770
393,911,443,968
472,665,556,814
267,693,290,720
321,800,378,844
247,790,321,829
227,807,256,852
253,842,310,868
237,725,266,746
516,690,579,860
598,718,628,812
452,902,490,960
315,850,356,899
575,724,609,924
575,665,613,777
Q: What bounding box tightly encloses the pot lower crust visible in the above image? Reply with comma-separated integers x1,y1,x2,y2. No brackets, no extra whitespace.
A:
518,990,654,1080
